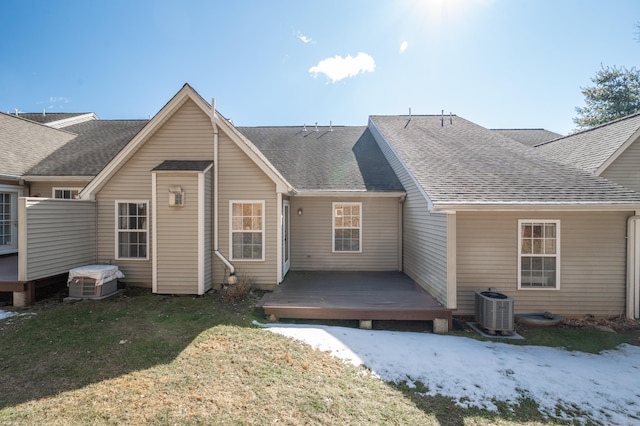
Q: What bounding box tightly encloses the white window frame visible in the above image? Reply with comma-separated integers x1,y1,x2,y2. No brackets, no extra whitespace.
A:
332,202,362,253
518,219,560,290
115,200,149,260
52,187,82,199
229,200,265,261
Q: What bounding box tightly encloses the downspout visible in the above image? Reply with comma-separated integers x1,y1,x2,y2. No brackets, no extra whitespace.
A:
627,215,640,319
211,98,238,285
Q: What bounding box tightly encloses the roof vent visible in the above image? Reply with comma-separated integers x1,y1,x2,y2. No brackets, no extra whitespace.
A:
329,120,333,132
303,123,307,132
314,122,318,132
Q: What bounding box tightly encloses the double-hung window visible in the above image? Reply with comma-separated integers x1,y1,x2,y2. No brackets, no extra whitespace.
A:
116,201,149,259
518,220,559,289
333,202,361,253
230,201,264,261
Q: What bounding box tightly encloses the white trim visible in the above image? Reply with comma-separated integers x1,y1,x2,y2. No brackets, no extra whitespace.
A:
434,203,640,212
368,118,435,210
294,190,406,198
229,200,266,262
0,185,23,255
282,199,290,279
152,176,158,293
197,172,205,295
81,84,293,199
215,113,294,194
517,219,561,290
45,113,98,129
446,212,457,309
276,193,283,283
332,202,363,253
595,127,640,175
24,176,92,182
52,187,82,199
627,215,640,319
115,200,150,261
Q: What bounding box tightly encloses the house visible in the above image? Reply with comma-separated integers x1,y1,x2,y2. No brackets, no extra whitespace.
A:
369,115,640,319
2,84,639,322
0,111,147,304
534,113,640,193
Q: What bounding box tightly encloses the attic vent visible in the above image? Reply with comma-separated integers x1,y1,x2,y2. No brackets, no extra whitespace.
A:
169,186,185,206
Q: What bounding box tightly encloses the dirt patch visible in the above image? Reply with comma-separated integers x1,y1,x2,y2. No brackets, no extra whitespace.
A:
559,315,640,333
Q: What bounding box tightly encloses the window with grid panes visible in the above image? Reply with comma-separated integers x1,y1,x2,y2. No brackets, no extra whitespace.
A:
230,201,264,260
518,220,559,289
333,202,361,252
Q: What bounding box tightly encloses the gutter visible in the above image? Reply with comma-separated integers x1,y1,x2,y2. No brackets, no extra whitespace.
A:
211,99,238,285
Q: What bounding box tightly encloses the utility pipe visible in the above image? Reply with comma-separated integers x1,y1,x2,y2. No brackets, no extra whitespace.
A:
211,98,237,285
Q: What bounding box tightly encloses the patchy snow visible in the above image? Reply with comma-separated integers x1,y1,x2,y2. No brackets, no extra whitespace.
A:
0,310,16,320
261,322,640,424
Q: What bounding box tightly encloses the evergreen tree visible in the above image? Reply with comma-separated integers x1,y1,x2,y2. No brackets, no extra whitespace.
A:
573,65,640,129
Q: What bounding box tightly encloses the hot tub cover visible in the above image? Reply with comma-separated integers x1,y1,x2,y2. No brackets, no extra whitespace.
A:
68,265,125,286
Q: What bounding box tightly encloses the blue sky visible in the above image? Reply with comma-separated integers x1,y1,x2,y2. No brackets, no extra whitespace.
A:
1,0,638,134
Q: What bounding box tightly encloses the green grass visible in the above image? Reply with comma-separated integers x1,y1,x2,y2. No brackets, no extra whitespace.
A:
0,289,636,425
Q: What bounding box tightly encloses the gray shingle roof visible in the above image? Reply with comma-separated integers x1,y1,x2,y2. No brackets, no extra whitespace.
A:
0,112,76,177
370,115,640,207
152,160,213,171
534,113,640,173
492,128,562,147
236,126,404,192
26,119,148,176
16,112,92,125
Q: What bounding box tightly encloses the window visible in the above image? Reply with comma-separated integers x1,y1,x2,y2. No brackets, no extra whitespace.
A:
333,202,361,253
0,193,11,246
53,188,81,199
116,201,148,259
518,220,559,289
230,201,264,261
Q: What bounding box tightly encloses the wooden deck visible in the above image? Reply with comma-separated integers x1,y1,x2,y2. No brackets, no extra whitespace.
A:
0,254,66,306
257,271,452,329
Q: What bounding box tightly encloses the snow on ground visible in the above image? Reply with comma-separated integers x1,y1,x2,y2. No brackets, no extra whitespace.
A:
261,322,640,425
0,310,16,320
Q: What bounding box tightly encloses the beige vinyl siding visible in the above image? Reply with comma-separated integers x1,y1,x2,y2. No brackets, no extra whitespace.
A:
216,132,278,288
96,99,214,285
155,174,200,294
403,199,449,304
371,126,450,306
29,180,90,198
601,137,640,193
456,210,630,316
18,198,96,281
289,197,400,271
204,168,212,292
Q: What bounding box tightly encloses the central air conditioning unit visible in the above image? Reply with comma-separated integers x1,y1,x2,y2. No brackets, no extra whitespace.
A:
475,291,514,334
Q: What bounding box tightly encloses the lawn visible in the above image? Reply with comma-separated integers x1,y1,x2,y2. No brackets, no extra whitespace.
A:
0,289,637,425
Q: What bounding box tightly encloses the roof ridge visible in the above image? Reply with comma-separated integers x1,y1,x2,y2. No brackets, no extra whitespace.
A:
537,111,640,147
0,111,77,136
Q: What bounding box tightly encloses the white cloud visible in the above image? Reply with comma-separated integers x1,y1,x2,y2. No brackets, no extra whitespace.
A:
297,32,313,44
308,52,375,83
47,96,70,110
400,41,408,53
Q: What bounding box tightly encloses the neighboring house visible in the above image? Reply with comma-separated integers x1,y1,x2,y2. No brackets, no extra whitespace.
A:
2,84,639,320
0,111,147,304
492,128,562,147
535,112,640,193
